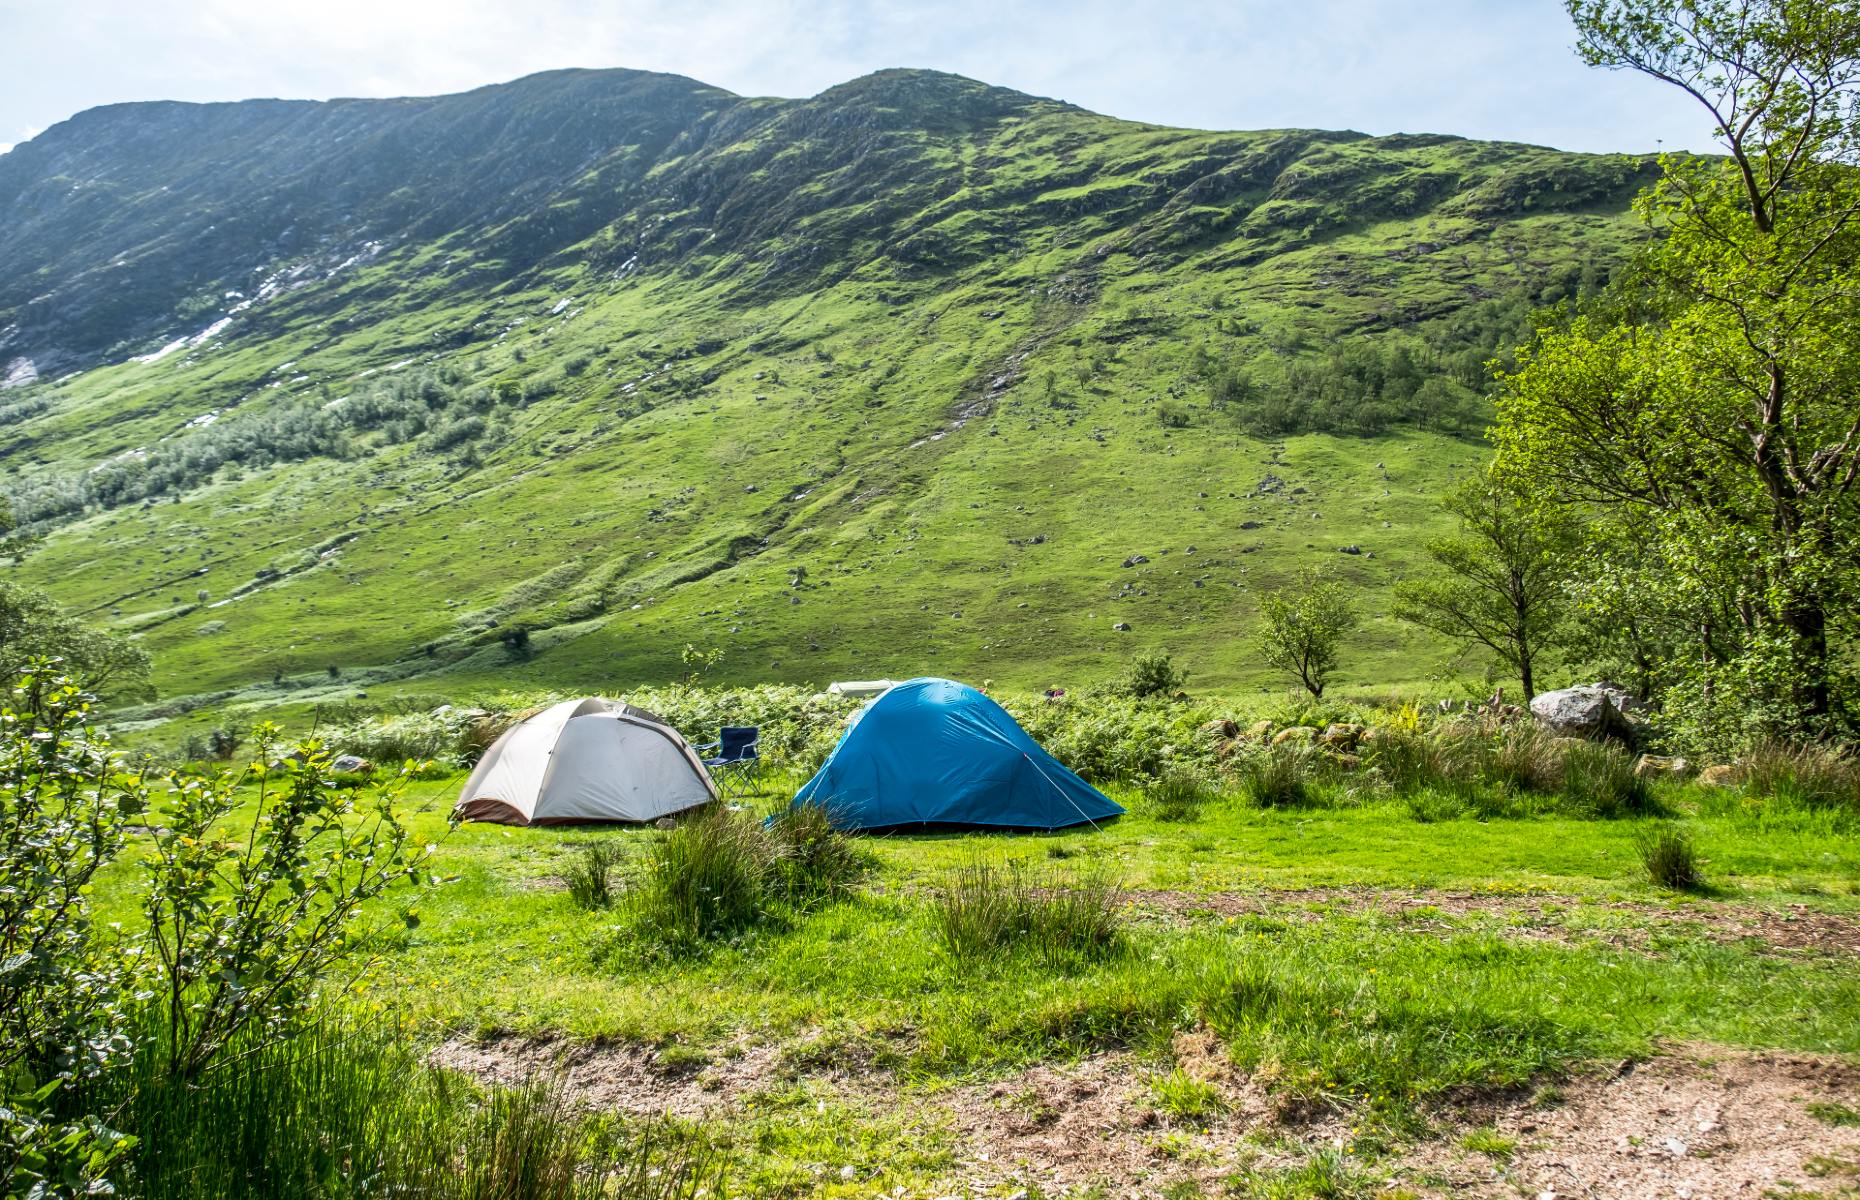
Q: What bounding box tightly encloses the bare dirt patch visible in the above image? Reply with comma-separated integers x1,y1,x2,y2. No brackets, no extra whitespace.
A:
1401,1049,1860,1198
431,1033,785,1118
1126,886,1860,958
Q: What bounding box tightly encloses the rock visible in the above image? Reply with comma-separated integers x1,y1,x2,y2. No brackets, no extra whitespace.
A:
1696,763,1739,788
1201,717,1241,740
1240,521,1263,530
1318,723,1362,750
1633,754,1692,778
1112,621,1132,632
1529,684,1643,745
1339,544,1362,555
1327,752,1363,769
653,816,677,831
1122,554,1149,567
1245,719,1275,742
329,754,372,774
1272,725,1319,746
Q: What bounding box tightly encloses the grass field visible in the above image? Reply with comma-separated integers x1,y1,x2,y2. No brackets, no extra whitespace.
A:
90,761,1860,1197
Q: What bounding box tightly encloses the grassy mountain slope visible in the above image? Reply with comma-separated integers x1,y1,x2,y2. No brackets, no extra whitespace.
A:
0,68,1658,714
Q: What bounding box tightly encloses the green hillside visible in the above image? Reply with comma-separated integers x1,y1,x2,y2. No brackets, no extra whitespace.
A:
0,67,1658,716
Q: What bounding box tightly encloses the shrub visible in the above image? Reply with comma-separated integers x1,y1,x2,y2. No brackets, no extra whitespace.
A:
1634,823,1704,891
1145,764,1217,821
931,862,1124,969
1369,729,1476,796
1561,741,1656,817
1237,744,1318,808
1111,651,1189,699
0,667,143,1193
564,841,626,910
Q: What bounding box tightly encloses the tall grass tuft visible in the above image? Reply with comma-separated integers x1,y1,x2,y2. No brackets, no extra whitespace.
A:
932,861,1124,969
1634,823,1704,891
1742,743,1860,815
765,800,871,906
1483,724,1565,795
1144,764,1218,822
1238,744,1318,808
90,1020,719,1200
1561,741,1657,817
628,807,772,950
563,840,626,910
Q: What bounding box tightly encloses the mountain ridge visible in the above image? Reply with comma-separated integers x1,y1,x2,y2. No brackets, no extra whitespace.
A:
0,65,1659,714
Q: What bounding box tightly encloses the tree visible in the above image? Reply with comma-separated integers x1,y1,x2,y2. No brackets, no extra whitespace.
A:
1394,474,1582,699
0,496,36,565
0,581,152,701
1254,568,1358,698
1496,1,1860,744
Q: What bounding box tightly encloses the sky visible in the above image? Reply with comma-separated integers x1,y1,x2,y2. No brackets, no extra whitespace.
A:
0,0,1719,158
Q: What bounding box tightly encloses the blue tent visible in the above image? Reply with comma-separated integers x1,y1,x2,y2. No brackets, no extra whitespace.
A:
792,677,1124,830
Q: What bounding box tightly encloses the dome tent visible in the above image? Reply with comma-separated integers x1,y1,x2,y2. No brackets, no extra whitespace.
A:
455,698,716,825
791,678,1123,831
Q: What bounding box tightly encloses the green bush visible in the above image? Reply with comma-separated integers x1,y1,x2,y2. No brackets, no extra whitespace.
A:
931,862,1125,970
1111,651,1190,699
1634,823,1704,891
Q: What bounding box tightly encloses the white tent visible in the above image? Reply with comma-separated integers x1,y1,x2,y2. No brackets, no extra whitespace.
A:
454,698,717,826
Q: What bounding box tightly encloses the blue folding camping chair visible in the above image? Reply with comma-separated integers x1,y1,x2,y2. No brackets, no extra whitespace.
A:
698,726,761,799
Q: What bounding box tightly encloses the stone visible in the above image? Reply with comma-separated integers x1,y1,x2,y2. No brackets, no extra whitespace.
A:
1201,717,1240,740
1318,723,1362,750
1696,764,1739,788
1327,752,1363,769
1240,521,1263,530
1529,684,1643,745
330,754,372,774
1244,719,1275,742
1272,725,1319,746
1112,621,1132,632
1339,544,1362,555
1122,554,1149,567
1633,754,1692,778
654,817,677,831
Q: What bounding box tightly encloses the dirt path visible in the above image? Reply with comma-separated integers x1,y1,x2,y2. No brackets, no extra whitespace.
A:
432,1033,1860,1197
1124,886,1860,958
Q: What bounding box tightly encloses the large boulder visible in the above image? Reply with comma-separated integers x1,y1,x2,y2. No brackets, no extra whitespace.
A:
1529,684,1642,746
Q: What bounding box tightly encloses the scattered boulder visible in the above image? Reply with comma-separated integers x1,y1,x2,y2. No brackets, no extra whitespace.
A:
1318,723,1362,750
1122,554,1149,568
1201,717,1240,740
1633,754,1692,779
1112,621,1132,632
1244,719,1275,743
1696,764,1740,788
653,816,678,831
330,754,372,775
1529,684,1643,746
1272,726,1319,746
1338,545,1363,555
